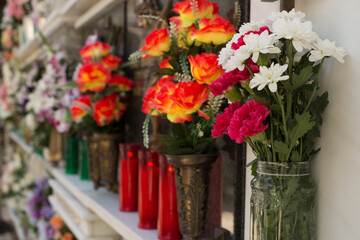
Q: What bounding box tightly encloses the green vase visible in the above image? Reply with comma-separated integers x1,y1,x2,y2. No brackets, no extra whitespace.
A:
250,161,316,240
79,139,89,180
65,138,79,174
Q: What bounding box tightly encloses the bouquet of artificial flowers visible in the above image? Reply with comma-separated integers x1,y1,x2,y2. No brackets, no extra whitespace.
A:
212,9,346,165
136,0,239,155
70,37,133,134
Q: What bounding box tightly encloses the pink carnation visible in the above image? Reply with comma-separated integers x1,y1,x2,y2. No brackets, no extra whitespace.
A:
228,100,270,143
212,102,242,138
209,59,259,96
231,26,270,50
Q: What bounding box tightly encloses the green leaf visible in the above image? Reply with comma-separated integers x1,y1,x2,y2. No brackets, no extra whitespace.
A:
274,141,289,153
288,112,316,150
156,68,176,76
290,150,301,162
292,66,313,90
309,92,329,119
246,157,259,168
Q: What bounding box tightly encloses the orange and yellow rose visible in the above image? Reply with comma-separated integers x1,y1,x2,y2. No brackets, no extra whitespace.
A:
50,216,64,231
70,95,92,123
191,16,236,45
142,76,177,115
188,53,224,85
142,76,209,123
93,94,125,126
108,75,133,91
80,41,111,61
141,28,171,57
170,0,219,29
101,54,123,71
168,81,209,123
77,62,111,92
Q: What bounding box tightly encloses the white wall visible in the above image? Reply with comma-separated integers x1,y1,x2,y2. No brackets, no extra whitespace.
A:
245,0,360,239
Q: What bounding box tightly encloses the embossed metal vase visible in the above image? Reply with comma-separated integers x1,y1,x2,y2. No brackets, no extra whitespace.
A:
97,133,123,192
166,154,218,240
84,135,101,189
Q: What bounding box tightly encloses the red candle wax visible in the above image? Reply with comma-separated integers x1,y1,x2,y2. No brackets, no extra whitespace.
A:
158,155,182,240
119,143,141,212
138,151,159,229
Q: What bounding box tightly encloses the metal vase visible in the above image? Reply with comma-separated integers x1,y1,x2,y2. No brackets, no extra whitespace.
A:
166,154,218,240
97,133,123,192
84,135,101,189
48,126,63,163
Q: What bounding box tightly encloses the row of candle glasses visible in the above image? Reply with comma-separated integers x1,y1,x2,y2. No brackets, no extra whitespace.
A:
118,143,182,240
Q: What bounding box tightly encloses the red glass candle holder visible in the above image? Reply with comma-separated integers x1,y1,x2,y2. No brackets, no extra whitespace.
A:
119,143,141,212
138,150,159,229
158,155,182,240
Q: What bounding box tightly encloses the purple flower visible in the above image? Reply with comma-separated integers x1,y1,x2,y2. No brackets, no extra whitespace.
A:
45,225,55,239
40,205,54,220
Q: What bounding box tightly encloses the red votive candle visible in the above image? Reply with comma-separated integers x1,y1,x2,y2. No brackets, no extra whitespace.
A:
119,143,141,211
138,150,159,229
158,155,182,240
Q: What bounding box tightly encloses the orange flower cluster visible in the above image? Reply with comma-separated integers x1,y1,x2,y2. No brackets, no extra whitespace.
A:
141,0,236,58
188,53,224,85
170,0,219,28
70,95,92,123
80,41,111,61
71,40,133,127
141,28,171,58
142,76,209,123
94,93,126,126
191,16,236,45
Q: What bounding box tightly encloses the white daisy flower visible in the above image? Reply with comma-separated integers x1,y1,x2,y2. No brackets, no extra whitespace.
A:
250,63,289,92
218,33,241,67
222,50,250,72
272,17,317,52
268,9,305,22
239,22,265,36
309,38,347,63
241,31,281,63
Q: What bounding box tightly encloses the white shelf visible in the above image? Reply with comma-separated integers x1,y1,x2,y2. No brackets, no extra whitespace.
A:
74,0,122,29
9,131,33,154
9,131,159,240
49,168,158,240
16,0,120,67
6,202,26,240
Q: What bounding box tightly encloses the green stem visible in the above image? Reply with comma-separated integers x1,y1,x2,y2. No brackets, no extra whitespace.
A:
270,112,276,162
275,92,289,145
286,40,293,119
37,29,55,54
304,59,325,112
245,64,254,78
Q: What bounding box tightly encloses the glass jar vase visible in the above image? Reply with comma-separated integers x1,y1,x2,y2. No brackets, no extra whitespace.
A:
250,161,316,240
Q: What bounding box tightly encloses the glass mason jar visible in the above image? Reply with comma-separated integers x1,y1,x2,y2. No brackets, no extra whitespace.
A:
250,161,316,240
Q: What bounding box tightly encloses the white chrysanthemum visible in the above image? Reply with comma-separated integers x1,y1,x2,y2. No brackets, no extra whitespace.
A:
222,50,250,72
250,63,289,92
241,31,281,63
272,17,317,52
218,33,241,67
268,9,305,22
309,38,347,63
238,22,265,35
